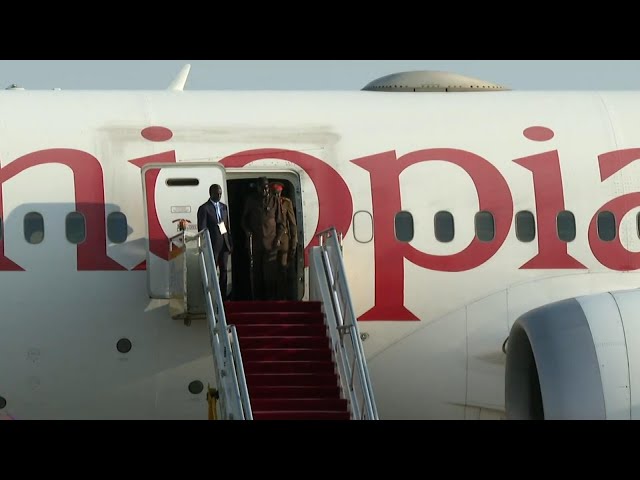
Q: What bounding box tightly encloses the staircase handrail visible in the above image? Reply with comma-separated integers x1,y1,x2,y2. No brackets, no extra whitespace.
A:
193,230,252,420
316,227,379,420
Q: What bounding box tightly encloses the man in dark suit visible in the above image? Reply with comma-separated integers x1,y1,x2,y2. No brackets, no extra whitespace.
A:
197,184,233,300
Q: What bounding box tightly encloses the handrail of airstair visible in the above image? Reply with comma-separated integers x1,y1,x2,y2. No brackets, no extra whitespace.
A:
227,324,253,419
192,230,253,420
316,227,379,420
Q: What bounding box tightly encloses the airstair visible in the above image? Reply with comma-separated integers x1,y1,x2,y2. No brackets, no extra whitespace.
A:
167,227,378,420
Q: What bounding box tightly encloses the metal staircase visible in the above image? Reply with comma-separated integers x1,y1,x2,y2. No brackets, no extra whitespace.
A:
169,230,252,420
166,227,378,420
309,228,378,420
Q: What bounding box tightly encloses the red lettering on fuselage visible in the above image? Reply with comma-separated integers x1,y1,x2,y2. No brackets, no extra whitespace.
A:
5,135,640,324
514,150,586,269
128,151,177,266
589,149,640,271
0,149,125,271
128,128,178,269
352,149,513,321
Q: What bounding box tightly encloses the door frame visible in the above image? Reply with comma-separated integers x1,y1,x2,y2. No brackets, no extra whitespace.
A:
225,168,305,300
140,161,227,299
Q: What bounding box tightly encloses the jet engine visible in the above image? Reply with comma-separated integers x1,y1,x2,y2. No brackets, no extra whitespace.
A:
505,289,640,420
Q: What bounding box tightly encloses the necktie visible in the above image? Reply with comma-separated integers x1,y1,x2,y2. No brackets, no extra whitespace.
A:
215,203,221,222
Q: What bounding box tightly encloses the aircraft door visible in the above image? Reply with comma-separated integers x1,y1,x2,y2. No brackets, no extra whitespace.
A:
141,163,227,299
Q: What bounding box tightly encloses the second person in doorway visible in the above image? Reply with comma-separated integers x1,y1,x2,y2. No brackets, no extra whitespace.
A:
271,181,298,300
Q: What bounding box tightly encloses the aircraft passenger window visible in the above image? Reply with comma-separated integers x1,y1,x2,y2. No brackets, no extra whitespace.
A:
516,211,536,242
395,211,414,242
353,211,373,243
24,212,44,244
66,212,86,244
475,211,495,242
434,211,454,243
597,211,616,242
107,212,128,244
557,211,576,242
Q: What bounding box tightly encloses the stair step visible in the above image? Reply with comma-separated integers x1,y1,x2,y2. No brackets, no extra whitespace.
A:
227,312,325,325
246,373,338,387
252,410,351,420
244,360,335,374
239,336,329,349
251,398,348,412
241,348,332,362
225,301,322,314
248,385,341,399
236,324,327,337
224,300,352,419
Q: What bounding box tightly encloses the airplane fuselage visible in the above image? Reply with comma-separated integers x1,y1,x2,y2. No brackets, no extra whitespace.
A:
1,90,640,419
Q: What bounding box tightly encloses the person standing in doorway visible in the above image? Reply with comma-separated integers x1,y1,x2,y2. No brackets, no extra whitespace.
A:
271,181,298,300
197,184,233,300
241,177,280,300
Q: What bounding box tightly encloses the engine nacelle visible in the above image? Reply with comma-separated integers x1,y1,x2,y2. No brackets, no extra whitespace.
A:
505,289,640,420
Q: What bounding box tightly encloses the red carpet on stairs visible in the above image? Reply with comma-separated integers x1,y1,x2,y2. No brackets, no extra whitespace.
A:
224,301,350,420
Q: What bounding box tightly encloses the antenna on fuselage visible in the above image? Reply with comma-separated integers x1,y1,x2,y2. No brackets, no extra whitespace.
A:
168,64,191,91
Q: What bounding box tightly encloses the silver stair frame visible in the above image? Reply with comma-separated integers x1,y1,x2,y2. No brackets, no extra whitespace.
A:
169,230,252,420
197,231,253,420
309,227,379,420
